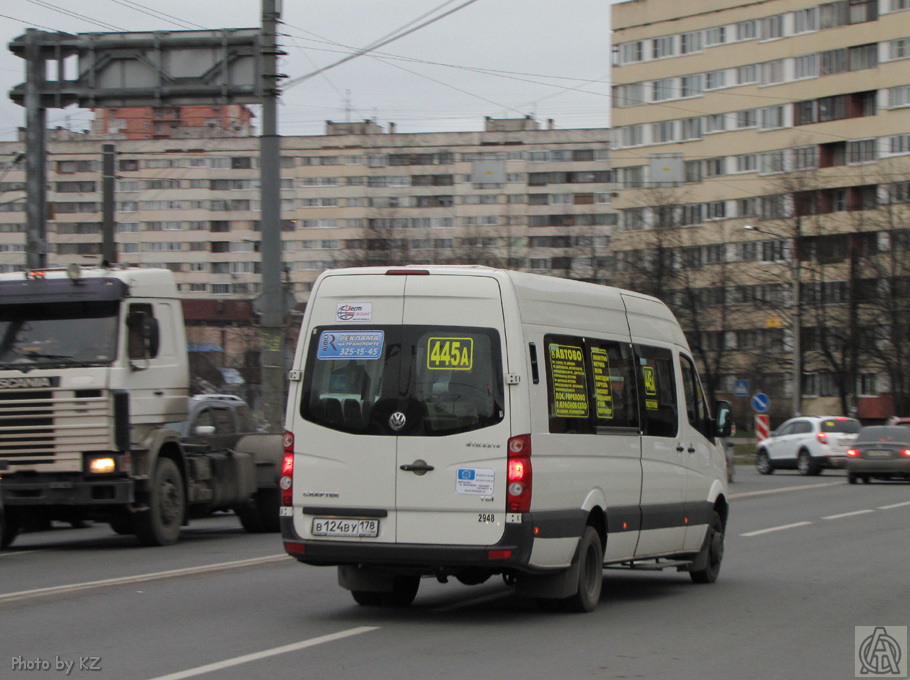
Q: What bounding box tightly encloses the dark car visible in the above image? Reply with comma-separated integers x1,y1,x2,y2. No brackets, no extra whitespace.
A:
845,425,910,484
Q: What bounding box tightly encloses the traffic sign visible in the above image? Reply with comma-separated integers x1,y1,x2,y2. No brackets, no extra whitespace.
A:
755,414,770,442
733,379,749,397
751,392,770,413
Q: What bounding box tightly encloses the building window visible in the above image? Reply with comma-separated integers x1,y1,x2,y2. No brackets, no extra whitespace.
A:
680,117,703,140
736,109,758,128
760,106,787,129
652,35,675,59
651,120,677,143
736,65,758,85
705,26,726,46
847,139,877,164
794,54,819,80
821,48,847,75
621,41,644,63
735,154,757,173
793,7,818,32
848,44,878,71
759,14,785,40
888,38,910,60
735,20,757,40
761,60,785,85
680,31,703,54
652,78,674,102
704,70,727,90
680,74,704,97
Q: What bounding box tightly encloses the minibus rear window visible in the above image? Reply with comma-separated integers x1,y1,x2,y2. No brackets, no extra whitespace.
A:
300,325,505,436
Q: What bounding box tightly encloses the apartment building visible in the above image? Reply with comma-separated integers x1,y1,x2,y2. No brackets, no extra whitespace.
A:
611,0,910,422
0,117,614,298
91,104,256,140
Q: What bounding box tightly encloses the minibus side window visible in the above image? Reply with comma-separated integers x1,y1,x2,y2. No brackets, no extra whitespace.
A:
680,353,711,439
545,335,593,434
634,344,678,438
544,334,639,434
588,338,639,432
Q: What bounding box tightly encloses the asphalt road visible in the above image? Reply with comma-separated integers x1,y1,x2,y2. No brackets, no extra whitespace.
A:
2,466,909,680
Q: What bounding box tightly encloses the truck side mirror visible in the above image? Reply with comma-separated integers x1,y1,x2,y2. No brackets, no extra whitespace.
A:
714,400,733,438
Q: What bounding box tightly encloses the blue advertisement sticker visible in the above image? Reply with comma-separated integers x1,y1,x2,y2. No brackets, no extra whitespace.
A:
316,331,384,360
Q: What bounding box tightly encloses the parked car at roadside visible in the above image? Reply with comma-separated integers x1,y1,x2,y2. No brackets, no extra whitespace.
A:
756,416,861,476
846,425,910,484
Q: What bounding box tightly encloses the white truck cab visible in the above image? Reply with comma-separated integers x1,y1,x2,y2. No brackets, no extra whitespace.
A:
281,266,732,611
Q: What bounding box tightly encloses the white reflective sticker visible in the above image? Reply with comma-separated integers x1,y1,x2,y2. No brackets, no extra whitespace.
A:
456,468,494,496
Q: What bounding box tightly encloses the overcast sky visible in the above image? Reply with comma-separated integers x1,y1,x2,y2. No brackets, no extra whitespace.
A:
0,1,617,141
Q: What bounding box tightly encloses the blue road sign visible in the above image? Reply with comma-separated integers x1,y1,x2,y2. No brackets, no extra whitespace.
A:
752,392,770,413
734,379,750,397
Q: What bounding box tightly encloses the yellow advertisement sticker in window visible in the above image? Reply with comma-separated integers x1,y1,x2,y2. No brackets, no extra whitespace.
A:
590,347,613,419
549,343,589,418
427,337,474,370
642,365,659,411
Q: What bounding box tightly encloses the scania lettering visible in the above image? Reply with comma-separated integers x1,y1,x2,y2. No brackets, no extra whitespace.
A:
282,266,732,612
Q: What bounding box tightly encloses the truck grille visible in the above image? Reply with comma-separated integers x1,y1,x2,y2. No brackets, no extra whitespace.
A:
0,388,113,468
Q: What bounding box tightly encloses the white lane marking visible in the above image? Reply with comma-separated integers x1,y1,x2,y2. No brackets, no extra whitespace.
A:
740,521,812,537
823,509,875,520
0,554,289,604
879,500,910,510
0,550,40,558
145,627,380,680
728,481,841,501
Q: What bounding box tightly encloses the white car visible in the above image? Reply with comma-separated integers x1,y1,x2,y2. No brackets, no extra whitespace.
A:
756,416,861,475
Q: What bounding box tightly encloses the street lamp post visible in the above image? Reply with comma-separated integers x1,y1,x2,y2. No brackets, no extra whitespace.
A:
744,225,801,417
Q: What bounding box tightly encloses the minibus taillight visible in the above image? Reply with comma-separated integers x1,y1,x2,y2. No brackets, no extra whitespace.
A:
846,448,859,457
281,430,294,507
507,434,532,513
817,432,829,445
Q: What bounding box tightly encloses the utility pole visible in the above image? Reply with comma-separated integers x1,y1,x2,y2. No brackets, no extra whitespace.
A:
24,29,48,269
258,0,287,431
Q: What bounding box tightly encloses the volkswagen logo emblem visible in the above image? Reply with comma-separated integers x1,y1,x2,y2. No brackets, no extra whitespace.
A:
389,412,407,431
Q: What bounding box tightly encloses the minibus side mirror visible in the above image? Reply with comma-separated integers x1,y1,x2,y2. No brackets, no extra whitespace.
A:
714,400,733,438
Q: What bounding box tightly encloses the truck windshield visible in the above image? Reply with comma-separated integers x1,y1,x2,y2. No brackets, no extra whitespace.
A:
301,325,505,437
0,301,119,368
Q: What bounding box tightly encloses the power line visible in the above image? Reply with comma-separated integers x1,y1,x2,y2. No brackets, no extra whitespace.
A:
283,0,481,90
22,0,126,32
106,0,206,30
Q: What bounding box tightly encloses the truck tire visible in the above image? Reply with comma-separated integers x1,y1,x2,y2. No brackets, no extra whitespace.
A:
134,457,185,546
236,488,281,533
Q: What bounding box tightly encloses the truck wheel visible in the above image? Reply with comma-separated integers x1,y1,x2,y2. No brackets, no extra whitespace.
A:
1,510,19,549
690,511,724,584
567,525,604,613
134,458,185,546
237,488,281,533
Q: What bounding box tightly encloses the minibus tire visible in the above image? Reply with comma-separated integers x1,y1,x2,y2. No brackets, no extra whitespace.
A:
384,575,420,607
690,511,724,584
568,526,604,612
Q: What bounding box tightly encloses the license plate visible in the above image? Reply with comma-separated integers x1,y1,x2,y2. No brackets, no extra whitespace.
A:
866,450,892,458
312,517,379,538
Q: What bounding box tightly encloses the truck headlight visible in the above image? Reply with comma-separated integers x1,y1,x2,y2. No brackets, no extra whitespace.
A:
88,456,117,474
